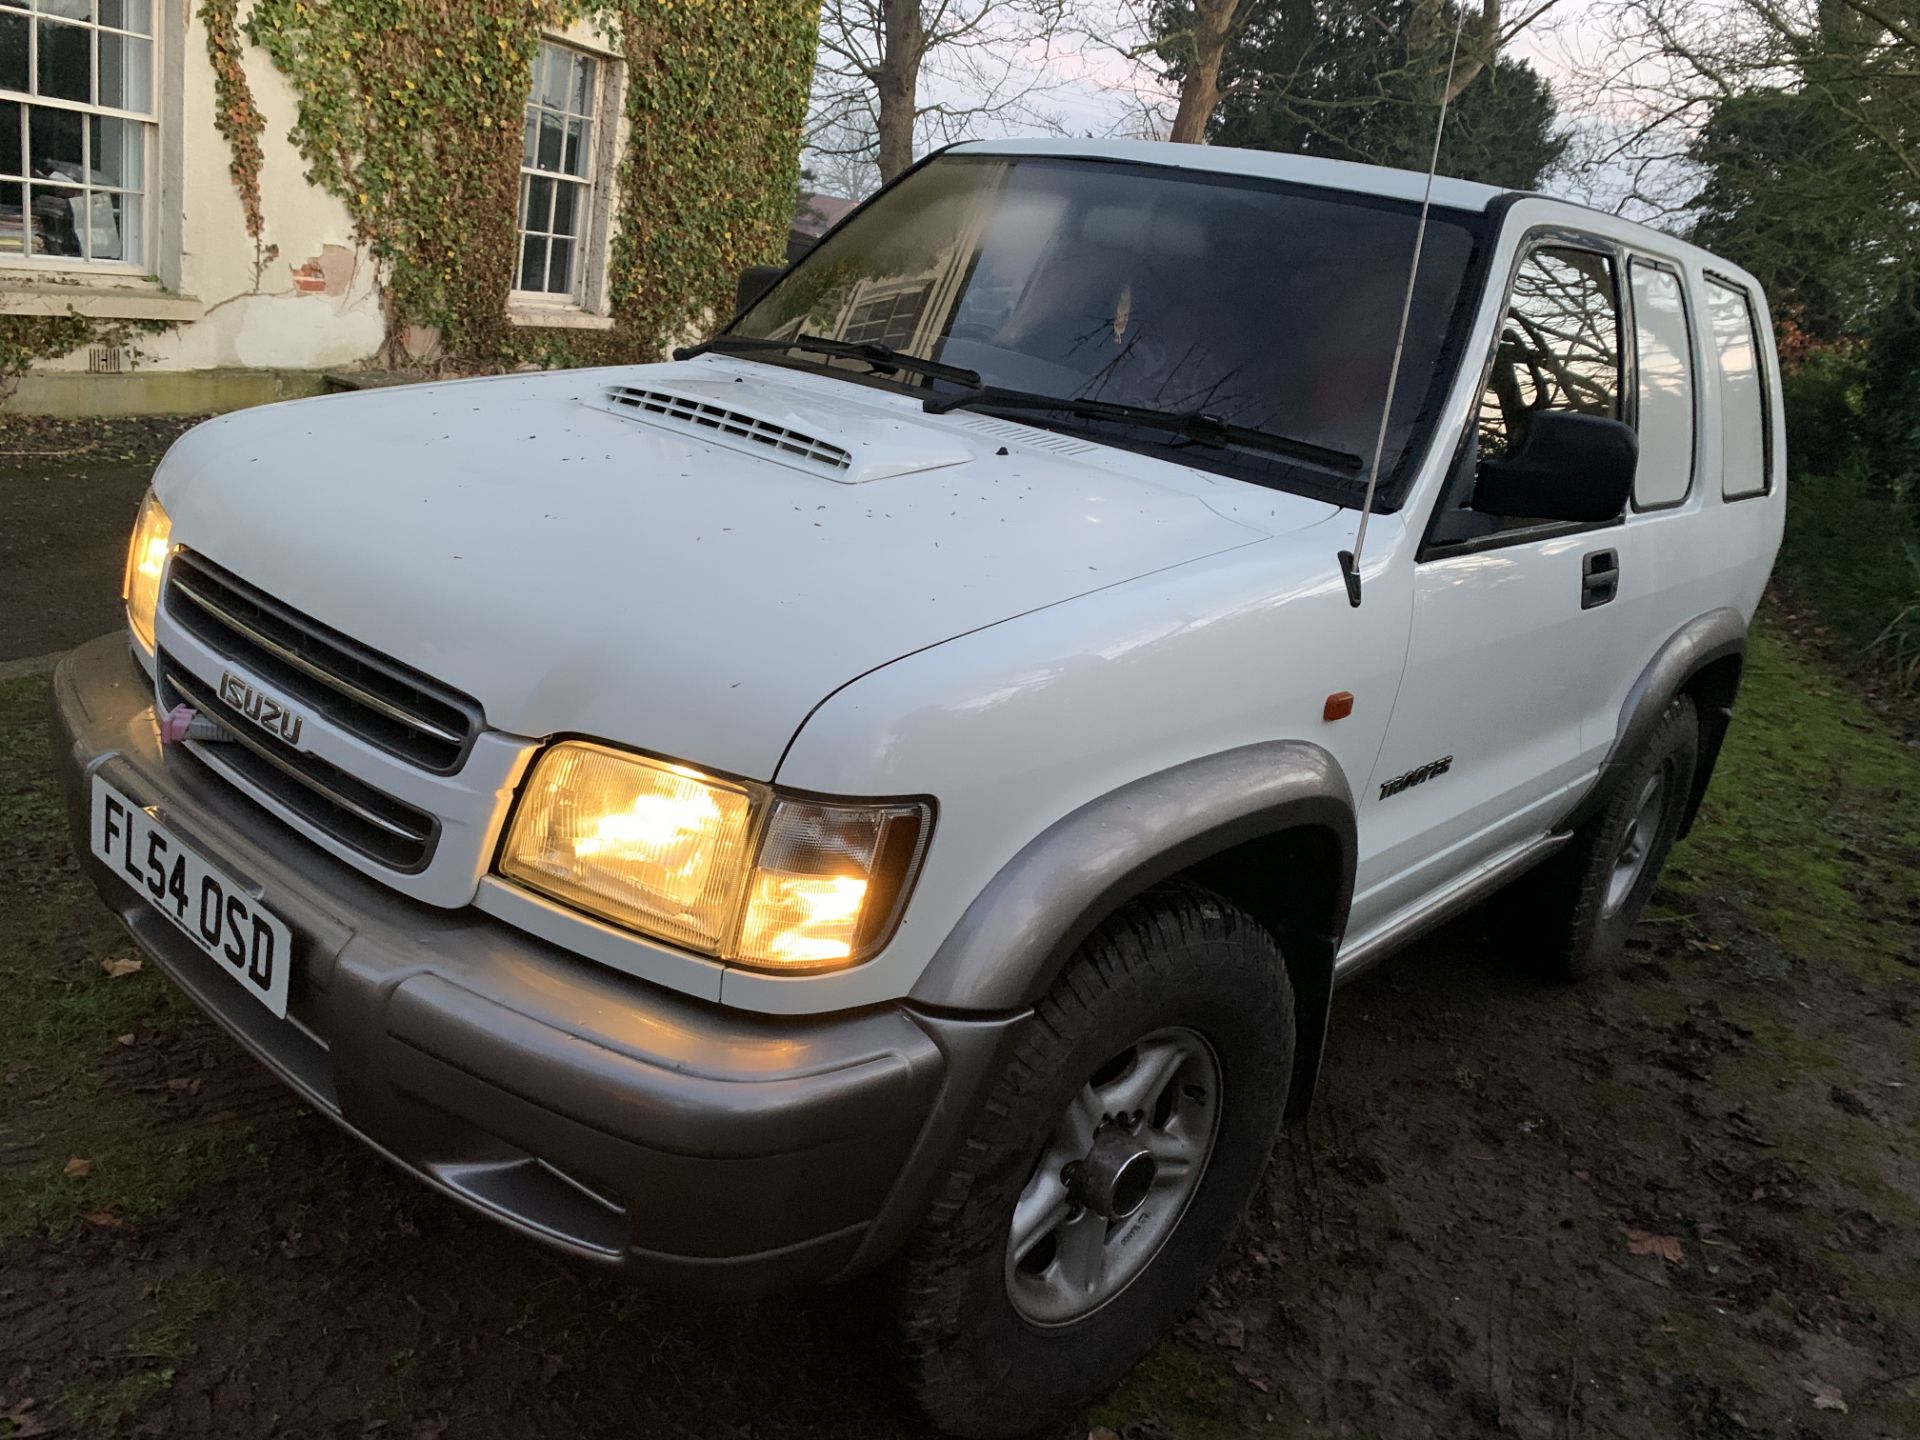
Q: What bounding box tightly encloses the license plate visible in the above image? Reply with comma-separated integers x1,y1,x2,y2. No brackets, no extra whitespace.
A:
90,776,293,1018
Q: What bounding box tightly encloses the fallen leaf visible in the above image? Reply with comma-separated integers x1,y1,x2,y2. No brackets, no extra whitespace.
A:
63,1157,92,1179
0,1399,52,1438
100,957,143,978
83,1208,127,1229
116,1033,136,1047
1088,1430,1119,1440
1804,1381,1847,1413
165,1077,202,1094
1626,1230,1685,1265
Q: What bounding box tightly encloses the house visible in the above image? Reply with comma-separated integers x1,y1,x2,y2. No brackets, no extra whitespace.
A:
0,0,815,415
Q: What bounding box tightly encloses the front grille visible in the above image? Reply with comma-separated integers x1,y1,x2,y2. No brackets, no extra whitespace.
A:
160,655,440,872
164,550,481,774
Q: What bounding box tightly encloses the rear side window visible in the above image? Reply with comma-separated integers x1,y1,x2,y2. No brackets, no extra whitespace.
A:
1629,261,1696,509
1478,245,1621,462
1706,278,1770,499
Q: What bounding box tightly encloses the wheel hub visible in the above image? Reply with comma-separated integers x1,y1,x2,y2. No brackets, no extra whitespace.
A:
1603,769,1668,918
1064,1131,1158,1220
1004,1026,1220,1327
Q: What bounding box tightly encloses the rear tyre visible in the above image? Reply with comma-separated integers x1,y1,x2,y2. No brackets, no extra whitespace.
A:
1503,694,1700,982
893,884,1295,1439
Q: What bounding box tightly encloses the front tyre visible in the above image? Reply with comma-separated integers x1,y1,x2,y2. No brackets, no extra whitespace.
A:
894,884,1295,1439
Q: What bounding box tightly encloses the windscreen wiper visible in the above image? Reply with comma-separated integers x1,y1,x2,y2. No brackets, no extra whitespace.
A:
924,384,1364,476
675,333,982,388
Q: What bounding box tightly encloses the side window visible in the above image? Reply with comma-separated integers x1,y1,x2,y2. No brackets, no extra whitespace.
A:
1706,278,1770,499
1478,246,1621,461
1629,261,1696,509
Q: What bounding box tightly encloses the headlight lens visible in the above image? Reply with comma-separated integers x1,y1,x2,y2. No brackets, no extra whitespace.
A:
123,491,172,651
501,743,761,954
499,742,930,971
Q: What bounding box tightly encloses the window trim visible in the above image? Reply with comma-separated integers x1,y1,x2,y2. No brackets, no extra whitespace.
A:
0,2,159,275
1701,269,1774,503
507,34,622,322
1417,226,1632,563
1624,254,1699,514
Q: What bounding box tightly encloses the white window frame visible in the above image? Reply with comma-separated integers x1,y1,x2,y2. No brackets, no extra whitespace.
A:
0,0,158,276
508,35,621,327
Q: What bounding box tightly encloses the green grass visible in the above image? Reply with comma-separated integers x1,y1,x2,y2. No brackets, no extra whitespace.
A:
1672,621,1920,985
1780,464,1920,672
0,673,264,1241
0,675,195,1075
53,1266,228,1432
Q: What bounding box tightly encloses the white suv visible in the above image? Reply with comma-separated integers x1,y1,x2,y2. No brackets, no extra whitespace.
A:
54,138,1783,1437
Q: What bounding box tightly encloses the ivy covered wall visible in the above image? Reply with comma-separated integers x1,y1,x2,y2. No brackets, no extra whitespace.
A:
244,0,818,369
0,0,818,387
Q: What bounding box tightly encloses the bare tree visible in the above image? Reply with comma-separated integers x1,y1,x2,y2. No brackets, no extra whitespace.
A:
810,0,1073,184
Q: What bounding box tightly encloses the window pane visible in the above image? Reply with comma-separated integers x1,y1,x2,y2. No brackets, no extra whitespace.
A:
0,11,27,91
536,112,562,172
40,0,90,18
28,103,83,179
518,232,545,290
75,185,109,258
98,31,151,112
98,0,150,33
0,178,23,257
570,56,594,116
521,108,537,167
0,0,27,10
108,186,138,260
547,236,573,294
524,174,552,233
551,177,578,239
28,180,85,255
1478,247,1620,460
0,102,21,178
562,117,586,176
36,18,91,102
1630,262,1695,508
537,46,571,110
1708,280,1769,499
89,112,141,188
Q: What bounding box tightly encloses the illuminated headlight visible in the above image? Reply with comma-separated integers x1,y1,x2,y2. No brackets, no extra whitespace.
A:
123,491,172,652
499,741,931,971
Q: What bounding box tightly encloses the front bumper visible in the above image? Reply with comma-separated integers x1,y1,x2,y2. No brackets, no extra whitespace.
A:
51,634,1024,1292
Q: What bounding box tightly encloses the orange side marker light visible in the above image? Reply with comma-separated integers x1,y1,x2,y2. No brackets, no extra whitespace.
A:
1323,691,1354,722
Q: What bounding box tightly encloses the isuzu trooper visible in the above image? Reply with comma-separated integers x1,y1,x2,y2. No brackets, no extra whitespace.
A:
53,138,1784,1436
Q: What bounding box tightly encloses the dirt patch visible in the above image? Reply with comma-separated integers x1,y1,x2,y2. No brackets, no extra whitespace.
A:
1,615,1916,1439
0,415,199,662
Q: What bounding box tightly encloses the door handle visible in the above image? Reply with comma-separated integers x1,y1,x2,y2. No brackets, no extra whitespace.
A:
1582,549,1619,609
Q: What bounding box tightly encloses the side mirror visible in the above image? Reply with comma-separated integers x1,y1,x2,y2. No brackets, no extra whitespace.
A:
735,264,783,315
1473,411,1638,524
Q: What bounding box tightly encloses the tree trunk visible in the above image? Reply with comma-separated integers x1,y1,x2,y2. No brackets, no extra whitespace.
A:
874,0,923,180
1168,0,1240,143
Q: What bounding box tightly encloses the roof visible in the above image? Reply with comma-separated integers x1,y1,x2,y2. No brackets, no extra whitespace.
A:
946,137,1510,213
792,193,860,240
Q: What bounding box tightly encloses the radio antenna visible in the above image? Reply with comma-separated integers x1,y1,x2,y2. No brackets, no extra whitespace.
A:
1339,5,1471,608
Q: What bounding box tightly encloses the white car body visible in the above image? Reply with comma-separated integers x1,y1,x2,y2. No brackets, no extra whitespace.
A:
58,139,1784,1315
139,140,1784,1015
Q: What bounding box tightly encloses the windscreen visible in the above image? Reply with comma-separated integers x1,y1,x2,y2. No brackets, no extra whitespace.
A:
732,156,1485,508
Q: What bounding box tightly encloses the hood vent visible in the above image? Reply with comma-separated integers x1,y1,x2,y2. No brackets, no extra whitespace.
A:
602,386,852,474
949,413,1097,457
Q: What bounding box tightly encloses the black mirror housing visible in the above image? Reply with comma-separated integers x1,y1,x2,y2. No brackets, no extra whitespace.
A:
1472,411,1638,524
735,264,783,316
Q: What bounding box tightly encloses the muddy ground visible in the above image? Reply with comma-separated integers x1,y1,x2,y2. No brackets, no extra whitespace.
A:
1,426,1915,1438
